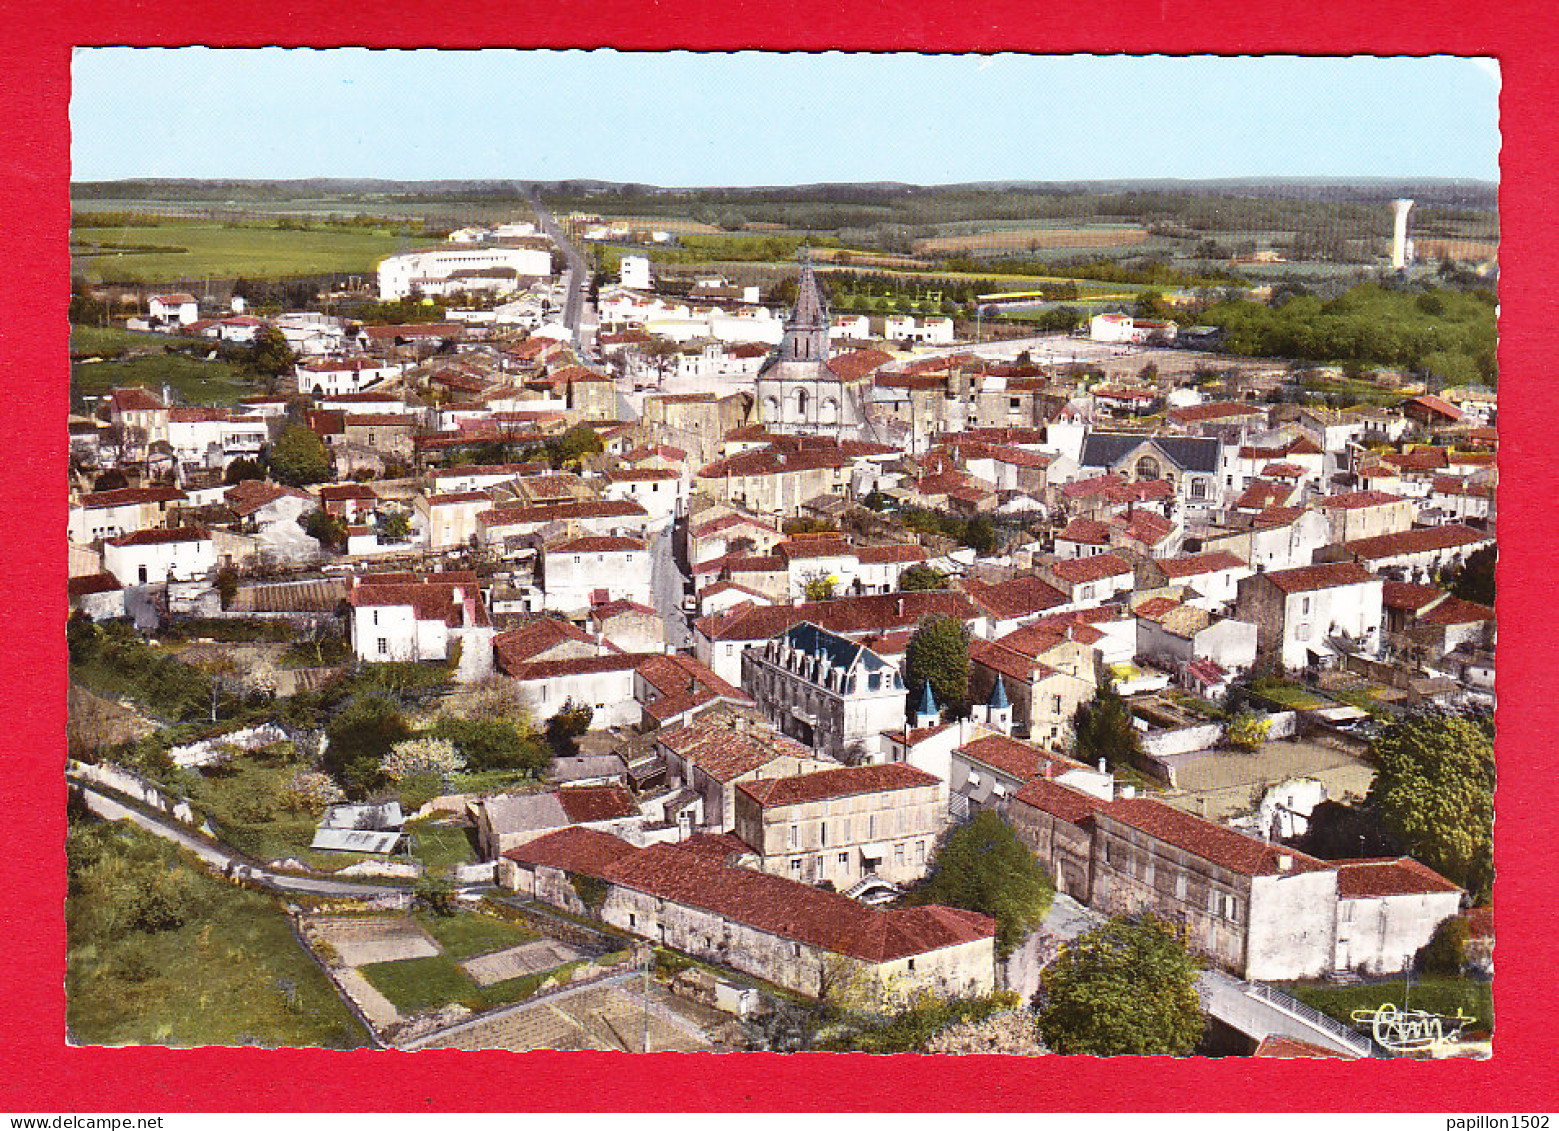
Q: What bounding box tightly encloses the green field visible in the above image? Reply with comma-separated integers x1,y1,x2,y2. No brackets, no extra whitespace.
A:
414,909,535,961
1285,978,1493,1034
359,952,559,1015
70,323,179,357
66,816,370,1048
72,350,249,407
72,220,423,283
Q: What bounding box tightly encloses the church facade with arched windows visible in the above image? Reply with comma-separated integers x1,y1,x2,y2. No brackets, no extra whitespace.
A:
754,256,872,438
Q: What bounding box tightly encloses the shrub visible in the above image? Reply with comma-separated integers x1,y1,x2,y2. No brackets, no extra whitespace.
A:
280,770,345,816
1418,915,1471,977
1223,709,1271,752
381,737,465,784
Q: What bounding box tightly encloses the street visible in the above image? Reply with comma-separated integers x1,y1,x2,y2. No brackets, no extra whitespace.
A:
649,521,692,649
522,186,595,355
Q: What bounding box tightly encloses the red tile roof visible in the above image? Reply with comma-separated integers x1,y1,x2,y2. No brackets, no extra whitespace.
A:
1341,524,1492,562
1012,778,1110,825
349,571,490,627
105,524,209,547
477,499,647,527
1417,596,1496,626
854,543,927,565
68,572,123,598
657,719,815,782
550,535,645,554
1381,581,1447,612
557,785,640,824
77,486,186,509
737,763,940,808
502,825,640,877
1335,856,1461,898
825,348,894,381
1101,798,1329,877
1057,518,1112,545
601,842,995,963
492,619,605,670
1152,551,1247,579
1254,1036,1354,1059
1046,552,1134,586
958,733,1086,781
1261,561,1377,594
697,591,978,643
1167,401,1264,424
1319,489,1406,511
961,576,1068,621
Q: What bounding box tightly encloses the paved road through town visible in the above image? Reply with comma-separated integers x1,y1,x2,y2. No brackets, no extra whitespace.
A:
522,187,595,355
650,521,692,649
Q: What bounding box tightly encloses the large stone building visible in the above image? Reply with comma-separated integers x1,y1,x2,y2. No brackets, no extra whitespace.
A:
742,621,908,763
1235,561,1384,671
732,762,944,890
754,256,874,438
501,829,997,1000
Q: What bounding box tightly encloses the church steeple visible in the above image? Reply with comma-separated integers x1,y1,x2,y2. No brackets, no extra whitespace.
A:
779,250,830,364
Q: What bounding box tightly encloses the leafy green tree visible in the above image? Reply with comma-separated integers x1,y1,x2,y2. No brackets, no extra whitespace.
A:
302,508,348,551
1072,680,1144,771
433,716,550,774
379,510,411,543
803,575,838,602
898,563,949,592
544,699,594,758
1446,545,1495,607
1036,913,1205,1056
223,457,265,485
324,693,412,797
413,875,457,917
962,515,997,555
902,811,1053,958
67,611,100,665
544,423,603,469
1223,709,1270,752
904,613,970,719
1417,914,1470,977
1366,710,1493,898
216,565,240,611
246,325,297,392
269,424,332,486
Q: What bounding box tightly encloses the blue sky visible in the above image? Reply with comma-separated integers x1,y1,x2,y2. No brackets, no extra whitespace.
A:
71,50,1500,184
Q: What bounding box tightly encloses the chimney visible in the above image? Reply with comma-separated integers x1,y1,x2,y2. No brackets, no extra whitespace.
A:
896,597,905,617
1098,757,1107,774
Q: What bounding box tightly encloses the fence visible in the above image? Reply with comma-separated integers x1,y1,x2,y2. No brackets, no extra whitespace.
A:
1244,980,1381,1058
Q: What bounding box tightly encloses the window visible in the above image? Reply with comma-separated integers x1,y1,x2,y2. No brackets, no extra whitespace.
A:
1080,584,1095,599
816,855,825,875
629,913,637,930
789,824,798,848
907,958,916,972
1190,477,1208,499
372,610,380,626
1295,622,1310,641
916,841,926,863
1301,596,1312,615
377,638,388,655
895,843,905,865
838,852,848,867
790,858,802,878
821,823,828,847
1052,694,1063,715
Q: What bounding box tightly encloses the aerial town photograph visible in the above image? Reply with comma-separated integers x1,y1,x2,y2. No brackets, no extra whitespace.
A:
63,50,1498,1059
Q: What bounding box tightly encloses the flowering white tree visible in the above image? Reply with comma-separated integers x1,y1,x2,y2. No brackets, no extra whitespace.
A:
380,737,465,784
280,770,346,815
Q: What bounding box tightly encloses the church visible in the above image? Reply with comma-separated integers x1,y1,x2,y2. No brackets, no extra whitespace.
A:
754,254,875,438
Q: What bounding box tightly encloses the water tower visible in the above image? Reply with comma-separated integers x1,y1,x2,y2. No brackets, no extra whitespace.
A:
1390,199,1415,270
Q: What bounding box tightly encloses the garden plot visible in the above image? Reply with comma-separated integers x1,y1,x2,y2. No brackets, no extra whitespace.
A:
462,939,585,987
309,915,441,967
